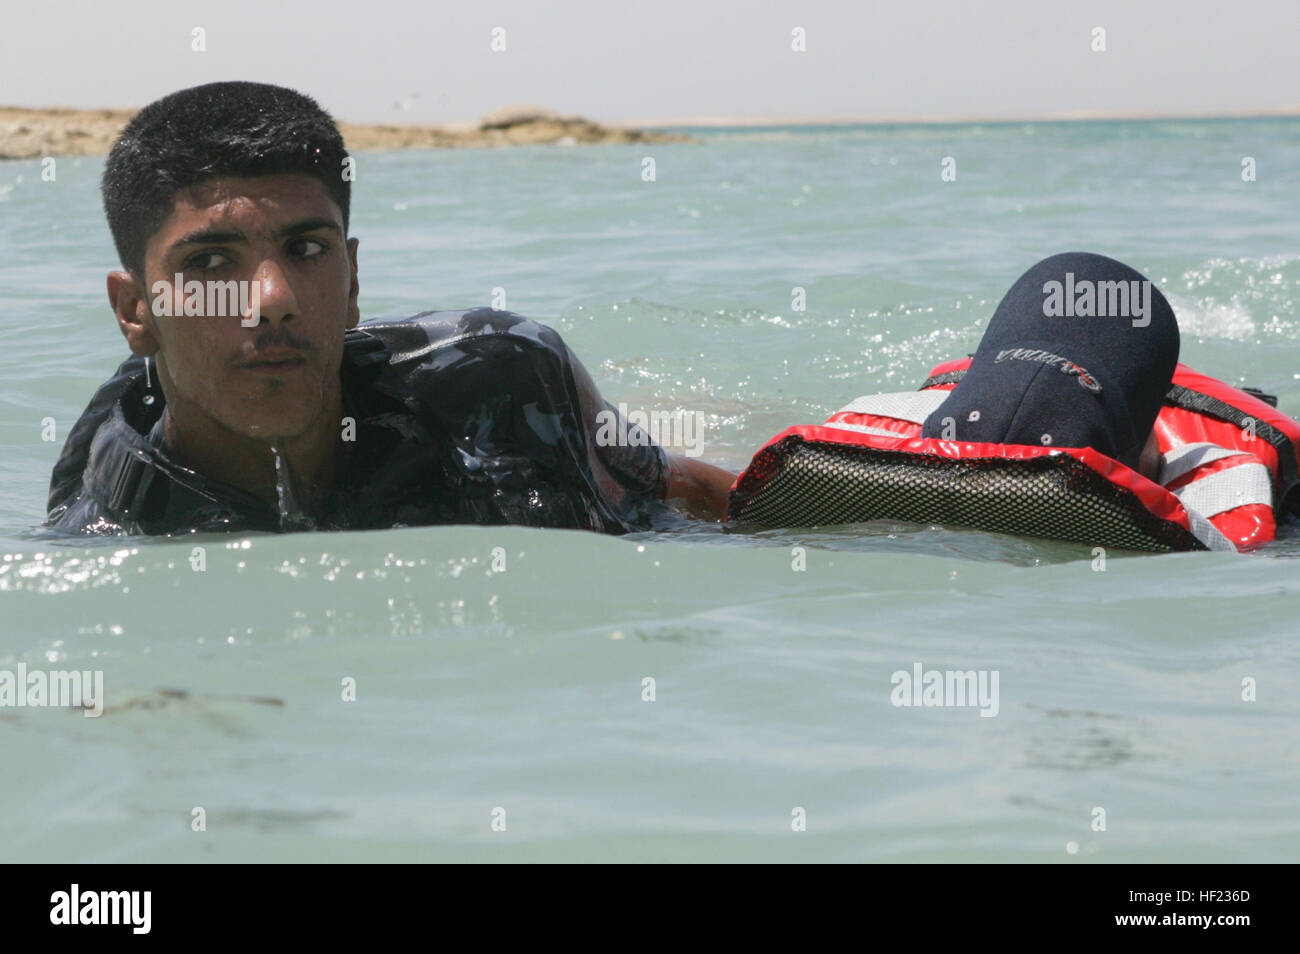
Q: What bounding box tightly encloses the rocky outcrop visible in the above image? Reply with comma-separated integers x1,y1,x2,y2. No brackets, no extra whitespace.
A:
0,107,136,159
0,105,687,159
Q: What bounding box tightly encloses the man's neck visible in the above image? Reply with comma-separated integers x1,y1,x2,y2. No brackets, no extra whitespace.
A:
161,392,344,512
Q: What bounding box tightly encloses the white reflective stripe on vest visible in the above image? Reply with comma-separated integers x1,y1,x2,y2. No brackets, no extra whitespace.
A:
822,422,914,439
1172,462,1273,519
1158,442,1241,485
835,391,950,425
1182,507,1238,552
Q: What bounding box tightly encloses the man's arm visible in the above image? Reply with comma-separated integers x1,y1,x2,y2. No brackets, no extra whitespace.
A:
560,337,736,522
664,454,736,520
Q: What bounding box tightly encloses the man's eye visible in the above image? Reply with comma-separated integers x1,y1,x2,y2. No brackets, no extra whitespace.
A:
185,251,230,271
291,238,326,258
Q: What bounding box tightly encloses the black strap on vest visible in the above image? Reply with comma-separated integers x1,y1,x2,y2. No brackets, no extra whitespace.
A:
917,370,964,389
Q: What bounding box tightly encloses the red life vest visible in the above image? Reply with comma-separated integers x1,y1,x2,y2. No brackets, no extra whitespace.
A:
727,360,1300,553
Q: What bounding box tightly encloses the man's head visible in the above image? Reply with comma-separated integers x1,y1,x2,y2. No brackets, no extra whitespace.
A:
922,252,1180,474
102,81,359,445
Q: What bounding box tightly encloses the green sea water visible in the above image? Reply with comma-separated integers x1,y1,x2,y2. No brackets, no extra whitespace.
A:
2,119,1298,861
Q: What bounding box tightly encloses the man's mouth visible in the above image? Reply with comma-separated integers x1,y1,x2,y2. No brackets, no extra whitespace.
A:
241,352,308,375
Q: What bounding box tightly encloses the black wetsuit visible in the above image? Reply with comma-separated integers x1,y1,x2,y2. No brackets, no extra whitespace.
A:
44,309,671,536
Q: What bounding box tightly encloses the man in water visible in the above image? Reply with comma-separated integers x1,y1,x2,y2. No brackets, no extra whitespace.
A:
725,249,1295,551
46,82,736,536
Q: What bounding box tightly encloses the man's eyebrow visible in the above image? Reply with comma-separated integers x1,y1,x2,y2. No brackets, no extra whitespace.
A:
170,226,246,249
168,218,344,251
273,217,344,240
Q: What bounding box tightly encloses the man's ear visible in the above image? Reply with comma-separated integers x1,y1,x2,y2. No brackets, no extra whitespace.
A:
345,237,360,331
107,270,160,357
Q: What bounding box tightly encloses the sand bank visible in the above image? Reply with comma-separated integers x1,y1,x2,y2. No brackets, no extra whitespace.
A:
0,104,688,159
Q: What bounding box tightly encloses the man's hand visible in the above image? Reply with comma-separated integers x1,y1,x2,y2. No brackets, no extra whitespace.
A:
664,454,737,521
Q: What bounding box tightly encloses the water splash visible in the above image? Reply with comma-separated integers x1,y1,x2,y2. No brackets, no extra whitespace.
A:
270,445,316,532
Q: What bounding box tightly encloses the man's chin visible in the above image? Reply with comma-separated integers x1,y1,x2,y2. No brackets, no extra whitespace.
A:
239,416,318,444
210,384,333,444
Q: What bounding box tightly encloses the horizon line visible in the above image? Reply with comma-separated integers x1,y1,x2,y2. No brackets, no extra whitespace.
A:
5,102,1299,129
622,105,1300,128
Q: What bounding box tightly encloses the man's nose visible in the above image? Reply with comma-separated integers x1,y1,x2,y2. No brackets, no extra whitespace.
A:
244,258,299,328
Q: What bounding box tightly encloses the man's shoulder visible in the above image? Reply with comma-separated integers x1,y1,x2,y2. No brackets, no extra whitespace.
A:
344,308,581,413
343,308,584,419
351,308,569,356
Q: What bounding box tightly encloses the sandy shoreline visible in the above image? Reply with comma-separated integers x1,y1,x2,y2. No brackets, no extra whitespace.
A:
0,105,689,159
4,103,1296,159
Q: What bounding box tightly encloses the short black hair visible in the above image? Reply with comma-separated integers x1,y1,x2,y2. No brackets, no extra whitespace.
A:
102,81,351,280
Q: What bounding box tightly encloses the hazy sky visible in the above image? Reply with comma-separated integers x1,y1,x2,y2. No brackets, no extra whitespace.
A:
4,0,1298,123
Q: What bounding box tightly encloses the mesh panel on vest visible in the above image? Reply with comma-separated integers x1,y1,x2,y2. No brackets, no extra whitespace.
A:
728,436,1206,552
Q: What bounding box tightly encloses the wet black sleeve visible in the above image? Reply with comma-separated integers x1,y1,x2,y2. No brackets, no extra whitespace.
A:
562,342,671,502
47,354,145,517
401,308,670,532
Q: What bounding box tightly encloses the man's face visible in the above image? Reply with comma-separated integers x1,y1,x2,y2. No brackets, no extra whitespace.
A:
132,173,359,443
